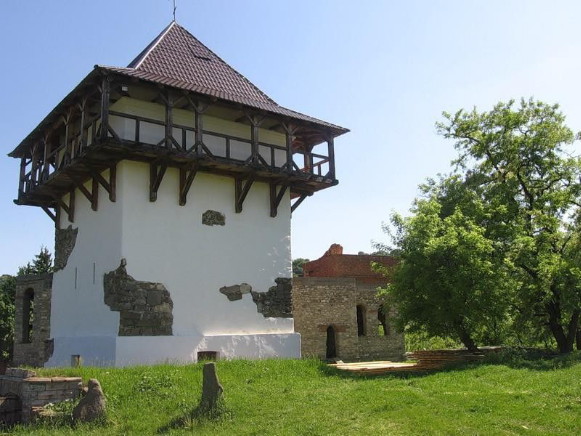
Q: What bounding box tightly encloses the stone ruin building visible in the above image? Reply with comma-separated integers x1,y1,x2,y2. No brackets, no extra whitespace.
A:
293,244,405,361
8,21,348,367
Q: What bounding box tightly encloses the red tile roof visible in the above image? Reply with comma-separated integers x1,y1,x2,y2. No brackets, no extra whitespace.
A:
97,22,346,131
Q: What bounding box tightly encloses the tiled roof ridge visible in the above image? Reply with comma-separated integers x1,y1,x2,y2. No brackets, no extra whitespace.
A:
125,21,276,106
127,21,177,69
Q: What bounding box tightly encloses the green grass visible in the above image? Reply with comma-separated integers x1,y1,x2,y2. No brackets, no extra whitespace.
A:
6,352,581,435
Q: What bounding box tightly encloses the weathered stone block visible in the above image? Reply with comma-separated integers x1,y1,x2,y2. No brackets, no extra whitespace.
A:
202,210,226,226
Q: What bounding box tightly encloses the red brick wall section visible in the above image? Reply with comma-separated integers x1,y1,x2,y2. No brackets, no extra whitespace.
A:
303,245,397,285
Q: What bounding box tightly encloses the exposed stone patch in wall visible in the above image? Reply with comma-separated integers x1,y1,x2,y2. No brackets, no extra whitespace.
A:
54,225,78,271
251,278,292,318
219,283,252,301
103,259,173,336
13,274,53,367
202,210,225,226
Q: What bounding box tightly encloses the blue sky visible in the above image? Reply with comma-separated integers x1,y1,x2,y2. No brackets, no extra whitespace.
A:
1,1,581,274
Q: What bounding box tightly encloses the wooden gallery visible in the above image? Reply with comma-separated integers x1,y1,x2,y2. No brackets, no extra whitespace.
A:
8,22,404,366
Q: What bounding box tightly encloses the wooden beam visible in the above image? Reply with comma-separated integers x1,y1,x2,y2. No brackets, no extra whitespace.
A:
179,164,199,206
282,123,298,172
91,177,99,211
235,176,255,213
149,161,168,202
99,75,110,142
91,168,116,202
269,183,288,218
41,207,56,223
185,96,209,155
109,164,117,202
291,193,308,214
58,190,75,223
326,134,336,179
70,175,94,205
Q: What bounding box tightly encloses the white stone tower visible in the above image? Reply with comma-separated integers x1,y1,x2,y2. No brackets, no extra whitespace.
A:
9,22,347,367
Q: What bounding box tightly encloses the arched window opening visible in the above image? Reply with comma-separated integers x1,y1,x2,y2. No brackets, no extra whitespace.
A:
326,325,337,359
22,288,35,344
378,305,389,336
356,305,366,336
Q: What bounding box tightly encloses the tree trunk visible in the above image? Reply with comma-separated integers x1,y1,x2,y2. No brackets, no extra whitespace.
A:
454,321,479,352
546,300,574,353
576,328,581,351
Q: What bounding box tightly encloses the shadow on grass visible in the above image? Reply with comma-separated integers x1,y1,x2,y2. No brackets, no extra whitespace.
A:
479,348,581,371
157,401,231,434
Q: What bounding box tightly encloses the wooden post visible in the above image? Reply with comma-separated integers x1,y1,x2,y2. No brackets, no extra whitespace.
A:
79,99,87,153
99,76,110,142
18,157,26,197
283,123,295,172
164,91,173,149
327,134,335,179
42,137,49,181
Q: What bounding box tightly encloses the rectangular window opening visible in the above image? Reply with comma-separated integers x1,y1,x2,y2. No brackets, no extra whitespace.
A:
197,351,218,361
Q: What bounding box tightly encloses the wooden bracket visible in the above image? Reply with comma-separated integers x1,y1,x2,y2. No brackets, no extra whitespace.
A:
291,193,309,214
90,165,117,202
235,176,255,213
58,190,75,223
70,175,98,211
41,206,56,223
269,184,288,218
150,161,168,202
179,164,199,206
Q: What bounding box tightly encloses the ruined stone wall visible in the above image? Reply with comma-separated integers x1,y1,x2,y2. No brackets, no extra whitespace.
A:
292,277,404,362
13,274,53,367
0,368,82,423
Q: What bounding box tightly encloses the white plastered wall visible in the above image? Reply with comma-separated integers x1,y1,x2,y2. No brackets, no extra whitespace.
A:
46,153,300,366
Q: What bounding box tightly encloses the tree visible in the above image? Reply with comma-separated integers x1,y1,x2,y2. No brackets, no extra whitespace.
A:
0,275,16,361
292,258,310,277
381,175,513,351
384,99,581,353
18,246,53,276
438,99,581,353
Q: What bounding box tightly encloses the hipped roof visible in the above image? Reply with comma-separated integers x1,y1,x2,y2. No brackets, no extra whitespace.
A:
10,21,348,158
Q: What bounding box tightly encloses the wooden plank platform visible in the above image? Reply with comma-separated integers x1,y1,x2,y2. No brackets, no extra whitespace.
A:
330,348,499,375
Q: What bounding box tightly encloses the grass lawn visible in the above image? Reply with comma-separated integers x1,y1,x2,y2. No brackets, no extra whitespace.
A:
6,351,581,435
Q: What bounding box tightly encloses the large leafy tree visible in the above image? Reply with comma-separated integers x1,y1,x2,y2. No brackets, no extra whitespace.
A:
385,99,581,353
382,175,513,351
438,99,581,353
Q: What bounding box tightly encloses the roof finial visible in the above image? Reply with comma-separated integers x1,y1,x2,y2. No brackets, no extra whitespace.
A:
172,0,177,21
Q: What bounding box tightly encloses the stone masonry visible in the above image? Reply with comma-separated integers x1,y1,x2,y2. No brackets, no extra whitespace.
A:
251,278,293,318
293,277,404,361
13,274,53,367
53,225,78,271
292,244,405,362
0,368,82,423
103,259,173,336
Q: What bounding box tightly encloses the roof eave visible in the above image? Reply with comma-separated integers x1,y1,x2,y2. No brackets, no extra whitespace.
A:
8,67,104,159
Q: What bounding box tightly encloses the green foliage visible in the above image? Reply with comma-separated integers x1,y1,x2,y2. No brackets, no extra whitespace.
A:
0,275,16,361
8,357,581,435
380,175,514,351
292,258,310,277
18,246,54,276
382,99,581,352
